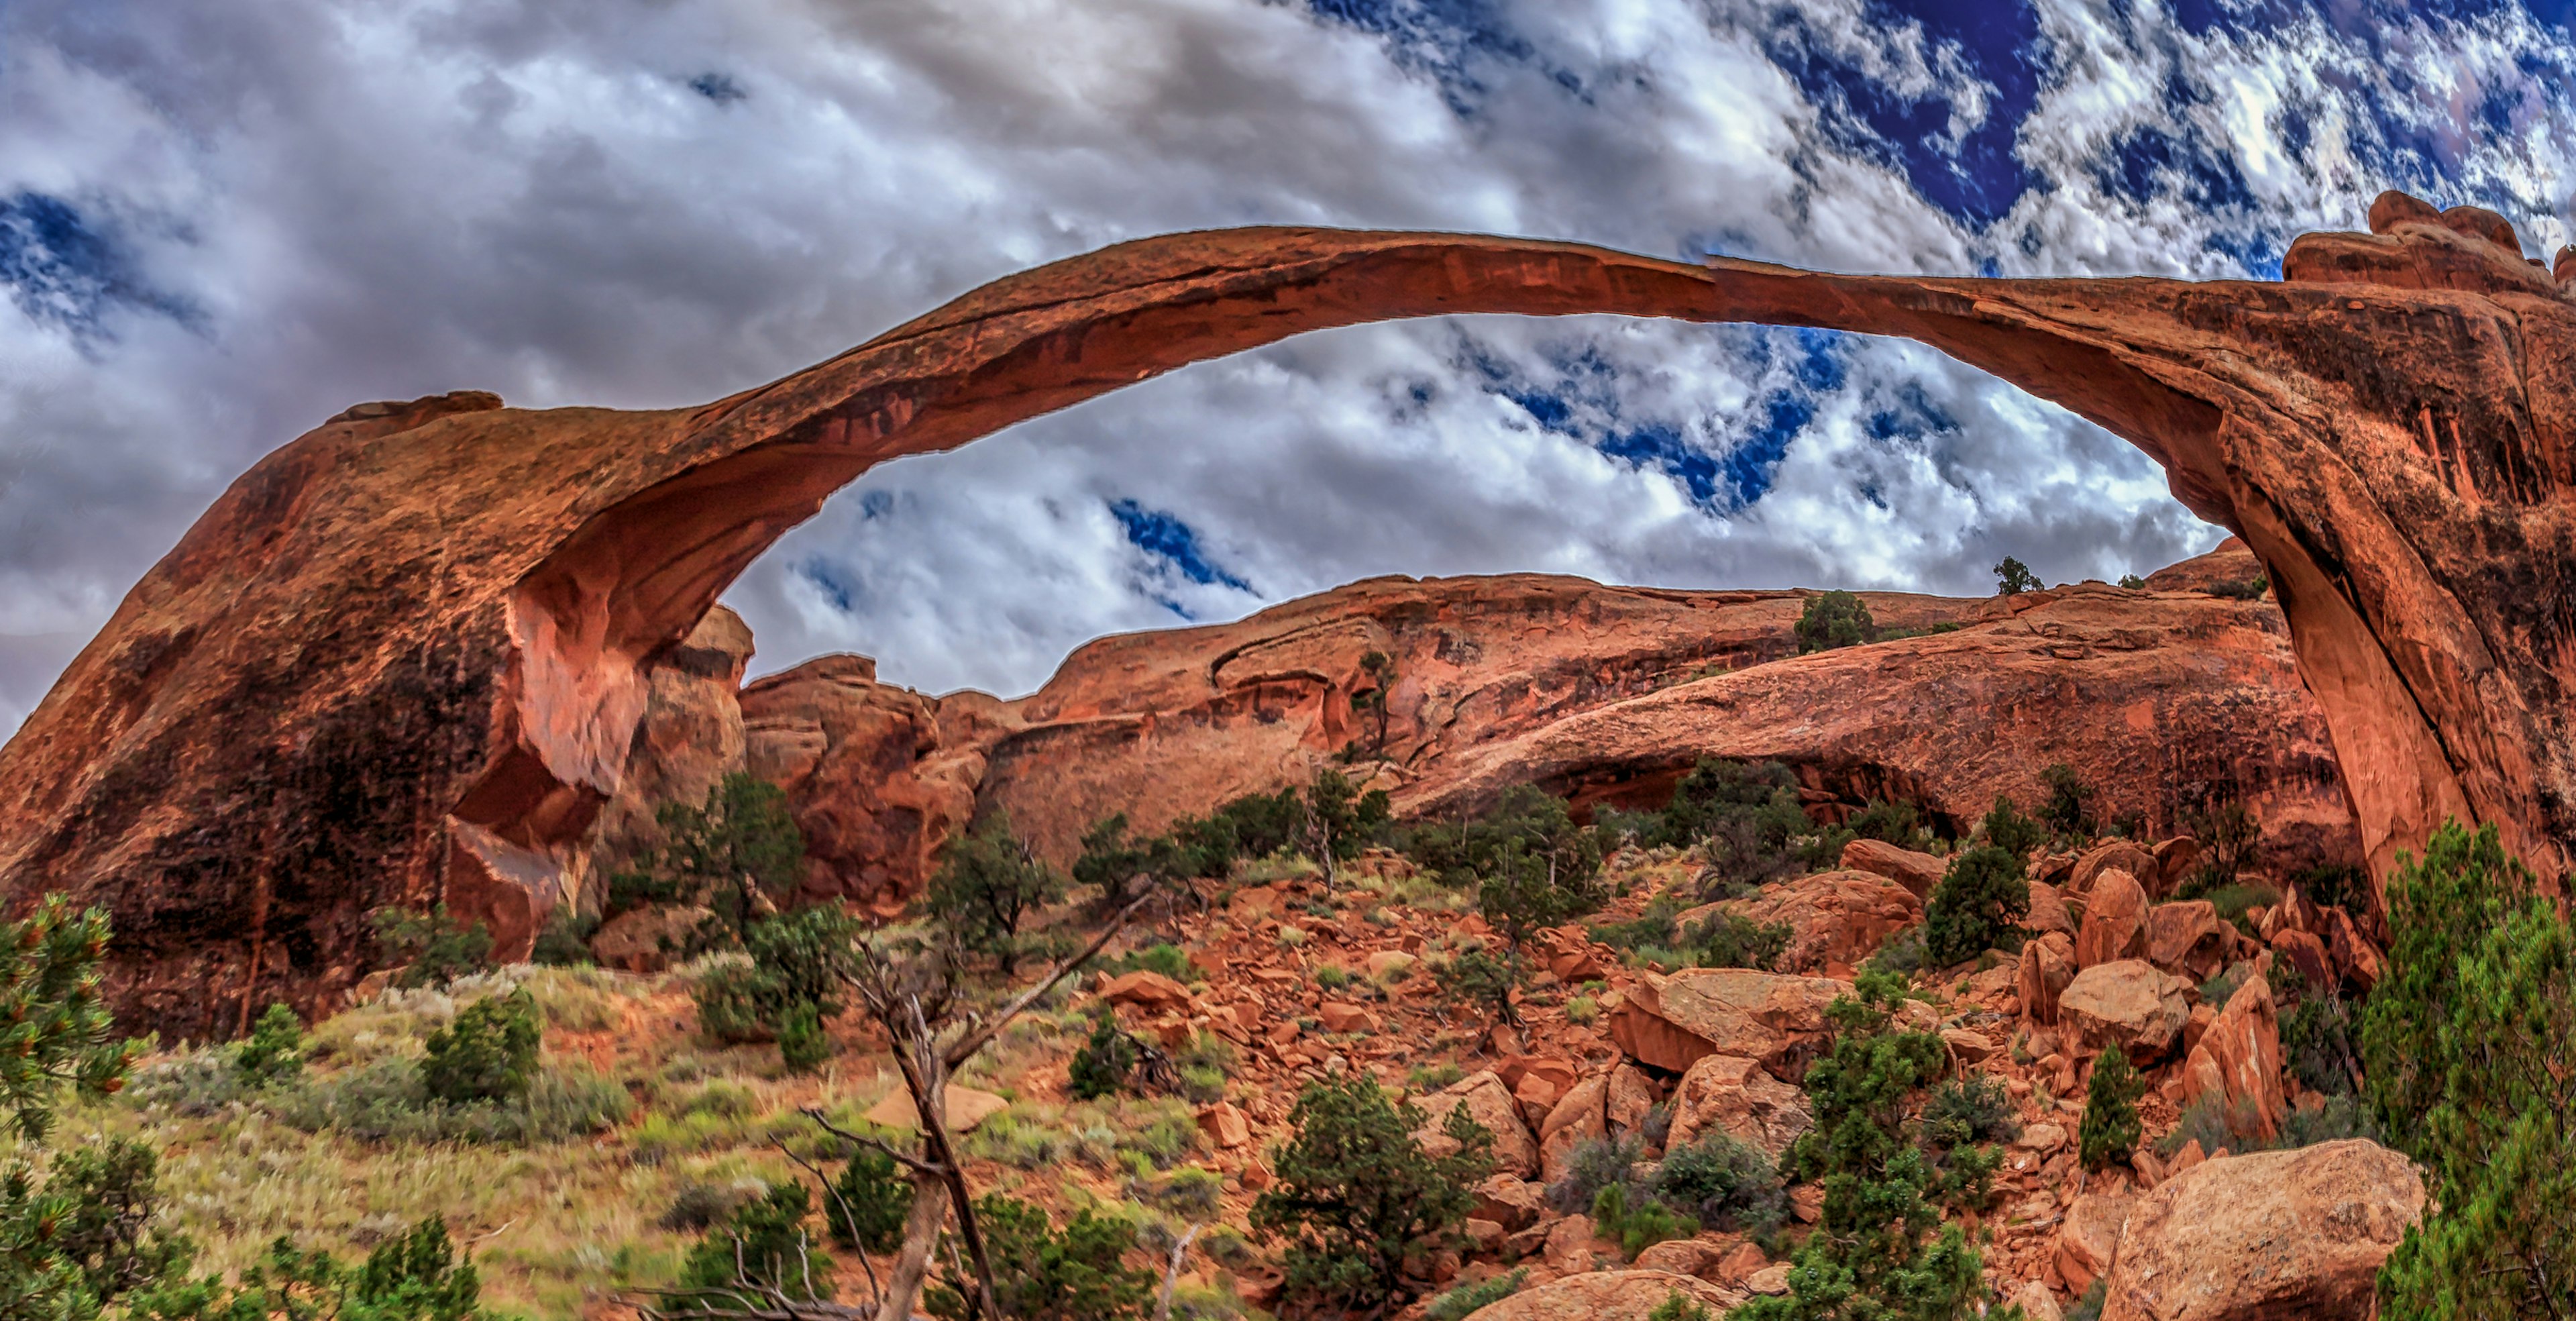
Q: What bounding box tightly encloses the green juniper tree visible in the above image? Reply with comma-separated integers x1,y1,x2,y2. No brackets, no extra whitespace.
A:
2078,1049,2143,1172
927,813,1063,975
1250,1075,1495,1316
1924,845,2030,967
1993,557,2041,596
1796,591,1876,653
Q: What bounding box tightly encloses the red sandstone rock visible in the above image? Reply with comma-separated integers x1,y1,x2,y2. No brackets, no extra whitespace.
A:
2025,881,2077,939
1718,869,1922,972
2019,932,2077,1026
2145,900,2238,982
1422,1071,1540,1178
2059,960,2190,1064
1608,968,1846,1075
1837,838,1946,898
586,606,755,895
1664,1053,1813,1157
2097,1140,2424,1321
9,197,2569,1032
1459,1269,1739,1321
2069,842,2159,900
1099,970,1194,1012
2180,975,2285,1140
2075,869,2151,967
2056,1192,2134,1293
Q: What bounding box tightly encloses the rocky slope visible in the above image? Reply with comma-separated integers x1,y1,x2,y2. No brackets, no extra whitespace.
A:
5,192,2572,1033
704,539,2355,906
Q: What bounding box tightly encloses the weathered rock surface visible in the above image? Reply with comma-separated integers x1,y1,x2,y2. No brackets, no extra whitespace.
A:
586,606,755,896
7,195,2567,1033
1420,1071,1541,1179
2179,975,2286,1140
1718,869,1923,973
2059,961,2191,1063
2019,932,2077,1025
2144,901,2239,982
1460,1269,1739,1321
2075,869,2151,967
1664,1053,1814,1157
2056,1192,2134,1293
2098,1140,2424,1321
1609,968,1847,1074
1838,838,1946,898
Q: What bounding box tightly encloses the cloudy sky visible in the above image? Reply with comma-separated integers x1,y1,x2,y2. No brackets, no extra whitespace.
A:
3,0,2575,728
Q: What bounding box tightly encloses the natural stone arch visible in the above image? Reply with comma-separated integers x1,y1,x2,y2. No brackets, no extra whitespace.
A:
2,195,2569,1036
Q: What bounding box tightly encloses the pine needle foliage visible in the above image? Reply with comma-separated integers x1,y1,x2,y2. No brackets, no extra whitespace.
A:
1250,1075,1496,1315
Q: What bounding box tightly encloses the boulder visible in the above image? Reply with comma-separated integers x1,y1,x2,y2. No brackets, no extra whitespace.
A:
1608,968,1847,1074
1470,1175,1547,1232
2012,1281,2065,1321
1719,869,1923,972
2270,928,2334,991
2098,1140,2425,1321
2323,908,2385,991
1837,838,1946,899
1664,1053,1813,1157
2075,869,2150,967
1099,971,1195,1012
2055,1192,2133,1293
1460,1269,1741,1321
2179,975,2285,1141
1316,1002,1377,1034
2145,900,2237,982
1195,1102,1251,1150
2025,881,2077,939
2152,837,2202,890
1606,1061,1660,1138
1632,1236,1732,1280
1538,1075,1609,1184
2059,960,2190,1064
588,904,713,974
2019,932,2076,1026
1419,1071,1540,1178
2070,842,2159,900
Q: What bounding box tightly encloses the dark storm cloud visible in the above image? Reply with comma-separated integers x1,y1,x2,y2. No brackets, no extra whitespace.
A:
1,0,2573,723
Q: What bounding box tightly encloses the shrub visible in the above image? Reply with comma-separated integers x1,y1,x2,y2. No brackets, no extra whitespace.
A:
1924,845,2029,966
2078,1048,2144,1171
924,1196,1156,1321
1680,911,1792,972
744,906,856,1016
1426,1270,1524,1321
2362,821,2576,1316
1994,556,2041,595
372,906,495,990
1099,943,1192,982
1979,796,2047,859
268,1054,629,1145
617,772,806,943
528,908,598,967
2180,792,2258,894
1659,759,1810,893
1546,1136,1644,1214
2277,969,2363,1098
1650,1291,1715,1321
676,1183,833,1309
1564,995,1599,1024
1143,1166,1225,1222
1863,924,1929,978
1923,1074,2020,1151
1651,1132,1785,1234
660,1181,756,1232
693,961,783,1046
1794,590,1875,653
1068,1007,1142,1101
1590,1182,1694,1257
826,1147,913,1255
1432,947,1516,1023
2205,574,2267,600
2037,763,2095,836
1845,797,1932,850
929,812,1065,974
776,1002,830,1073
2065,1279,2108,1321
1250,1075,1495,1315
235,1003,305,1087
421,990,540,1106
2117,573,2146,590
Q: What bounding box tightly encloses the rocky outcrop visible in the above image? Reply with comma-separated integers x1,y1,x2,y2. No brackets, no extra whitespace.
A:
1664,1052,1813,1157
2075,869,2151,967
1461,1269,1739,1321
8,195,2572,1033
1717,869,1922,973
586,606,756,893
2059,961,2190,1064
738,655,1004,907
2098,1140,2423,1320
2178,975,2285,1140
1839,839,1945,899
1607,968,1847,1075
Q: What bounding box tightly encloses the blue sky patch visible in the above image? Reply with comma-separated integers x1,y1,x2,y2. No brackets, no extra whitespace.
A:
689,72,747,105
1110,498,1254,593
0,192,193,341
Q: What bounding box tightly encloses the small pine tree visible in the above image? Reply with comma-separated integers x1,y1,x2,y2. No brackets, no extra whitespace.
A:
926,812,1063,973
632,772,808,943
1980,794,2047,859
2037,763,2095,837
1794,590,1876,653
1994,556,2042,595
234,1003,305,1086
926,1196,1155,1321
827,1146,914,1255
343,1216,486,1321
1924,844,2030,967
1250,1075,1496,1315
421,990,540,1106
1356,649,1399,759
676,1183,833,1309
776,1002,830,1074
1068,1006,1140,1100
2117,573,2147,590
2079,1048,2144,1171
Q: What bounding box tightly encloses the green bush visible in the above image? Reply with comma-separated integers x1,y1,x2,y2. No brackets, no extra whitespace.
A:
235,1003,305,1087
827,1147,913,1255
929,813,1065,974
1660,759,1811,894
2065,1279,2108,1321
1546,1135,1644,1214
1924,845,2029,966
528,908,598,968
1845,797,1932,851
928,1196,1155,1321
421,990,540,1106
1651,1132,1785,1234
1863,924,1929,978
372,906,496,991
1250,1075,1495,1316
1649,1293,1714,1321
2037,763,2095,836
1979,795,2047,859
1994,556,2041,595
2362,821,2575,1317
1680,911,1793,971
676,1183,833,1309
1590,1182,1695,1258
1426,1270,1524,1321
268,1055,629,1145
1068,1007,1142,1101
1795,590,1875,653
776,1002,830,1074
2078,1048,2144,1171
693,961,783,1046
132,1216,498,1321
2204,575,2267,600
1432,947,1517,1024
1923,1074,2020,1151
2277,968,2363,1098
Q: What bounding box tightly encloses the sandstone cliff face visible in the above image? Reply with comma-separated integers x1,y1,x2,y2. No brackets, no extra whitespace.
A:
727,541,2355,904
2,198,2568,1033
585,605,755,896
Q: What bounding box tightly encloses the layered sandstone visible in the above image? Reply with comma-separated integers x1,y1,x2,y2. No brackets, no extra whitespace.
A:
4,197,2571,1032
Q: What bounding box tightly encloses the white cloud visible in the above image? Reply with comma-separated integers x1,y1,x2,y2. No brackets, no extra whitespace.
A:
0,0,2571,723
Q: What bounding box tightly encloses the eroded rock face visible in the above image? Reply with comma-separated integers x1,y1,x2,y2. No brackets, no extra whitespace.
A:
586,606,755,894
1664,1053,1813,1157
1719,869,1923,973
2059,960,2191,1064
1461,1269,1740,1321
1608,968,1847,1075
2179,975,2286,1140
5,197,2568,1033
2098,1140,2424,1321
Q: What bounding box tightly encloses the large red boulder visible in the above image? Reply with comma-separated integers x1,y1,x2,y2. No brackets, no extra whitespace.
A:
2098,1141,2424,1320
2180,975,2286,1139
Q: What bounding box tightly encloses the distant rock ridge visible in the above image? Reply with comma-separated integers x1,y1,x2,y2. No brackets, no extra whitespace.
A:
677,538,2355,906
3,193,2568,1035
